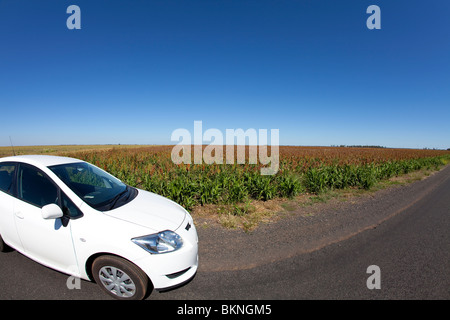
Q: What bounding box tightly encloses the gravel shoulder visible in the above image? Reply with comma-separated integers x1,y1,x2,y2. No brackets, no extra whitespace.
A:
194,165,450,272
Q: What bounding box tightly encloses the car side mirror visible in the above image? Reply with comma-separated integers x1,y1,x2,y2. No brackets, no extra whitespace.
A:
42,204,64,220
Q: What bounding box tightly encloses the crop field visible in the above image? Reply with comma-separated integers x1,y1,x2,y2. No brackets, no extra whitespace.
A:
2,144,449,229
56,146,450,211
0,144,153,158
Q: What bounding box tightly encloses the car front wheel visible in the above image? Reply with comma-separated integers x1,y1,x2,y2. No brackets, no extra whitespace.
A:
92,255,150,300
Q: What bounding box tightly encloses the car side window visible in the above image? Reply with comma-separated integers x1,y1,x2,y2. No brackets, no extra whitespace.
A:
0,163,16,195
18,164,59,208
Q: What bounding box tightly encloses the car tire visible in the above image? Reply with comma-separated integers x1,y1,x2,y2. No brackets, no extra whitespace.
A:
92,255,150,300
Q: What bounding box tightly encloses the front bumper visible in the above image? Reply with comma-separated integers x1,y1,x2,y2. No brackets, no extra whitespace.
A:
133,214,199,290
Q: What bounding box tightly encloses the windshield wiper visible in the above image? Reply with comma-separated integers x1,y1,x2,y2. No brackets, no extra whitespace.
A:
107,186,129,210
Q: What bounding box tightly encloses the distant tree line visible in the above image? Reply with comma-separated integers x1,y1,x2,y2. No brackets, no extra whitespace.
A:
331,145,386,149
331,145,450,151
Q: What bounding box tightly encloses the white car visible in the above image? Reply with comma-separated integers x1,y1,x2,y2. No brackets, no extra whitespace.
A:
0,155,198,300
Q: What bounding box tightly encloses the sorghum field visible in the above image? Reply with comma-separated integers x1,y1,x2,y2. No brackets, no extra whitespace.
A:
55,146,450,211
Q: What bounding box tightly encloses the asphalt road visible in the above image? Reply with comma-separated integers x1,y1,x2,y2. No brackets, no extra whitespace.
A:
1,166,449,300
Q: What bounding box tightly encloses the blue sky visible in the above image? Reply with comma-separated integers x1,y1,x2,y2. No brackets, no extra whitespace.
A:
0,0,449,149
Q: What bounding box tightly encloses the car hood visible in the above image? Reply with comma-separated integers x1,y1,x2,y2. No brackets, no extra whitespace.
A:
104,189,187,232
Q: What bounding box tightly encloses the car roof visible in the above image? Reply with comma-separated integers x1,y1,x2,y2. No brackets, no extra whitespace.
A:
0,155,84,167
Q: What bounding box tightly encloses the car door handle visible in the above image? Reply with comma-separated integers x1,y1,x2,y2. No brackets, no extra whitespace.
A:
14,211,24,219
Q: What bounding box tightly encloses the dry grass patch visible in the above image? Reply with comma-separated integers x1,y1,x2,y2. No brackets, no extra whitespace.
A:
192,199,285,232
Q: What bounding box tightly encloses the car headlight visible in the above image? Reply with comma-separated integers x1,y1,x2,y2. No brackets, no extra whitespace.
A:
132,230,183,254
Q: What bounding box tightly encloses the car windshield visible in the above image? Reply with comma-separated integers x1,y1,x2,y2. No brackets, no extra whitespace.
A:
48,162,134,211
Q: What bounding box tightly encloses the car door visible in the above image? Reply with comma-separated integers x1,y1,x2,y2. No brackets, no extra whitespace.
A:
0,162,23,250
13,163,79,274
